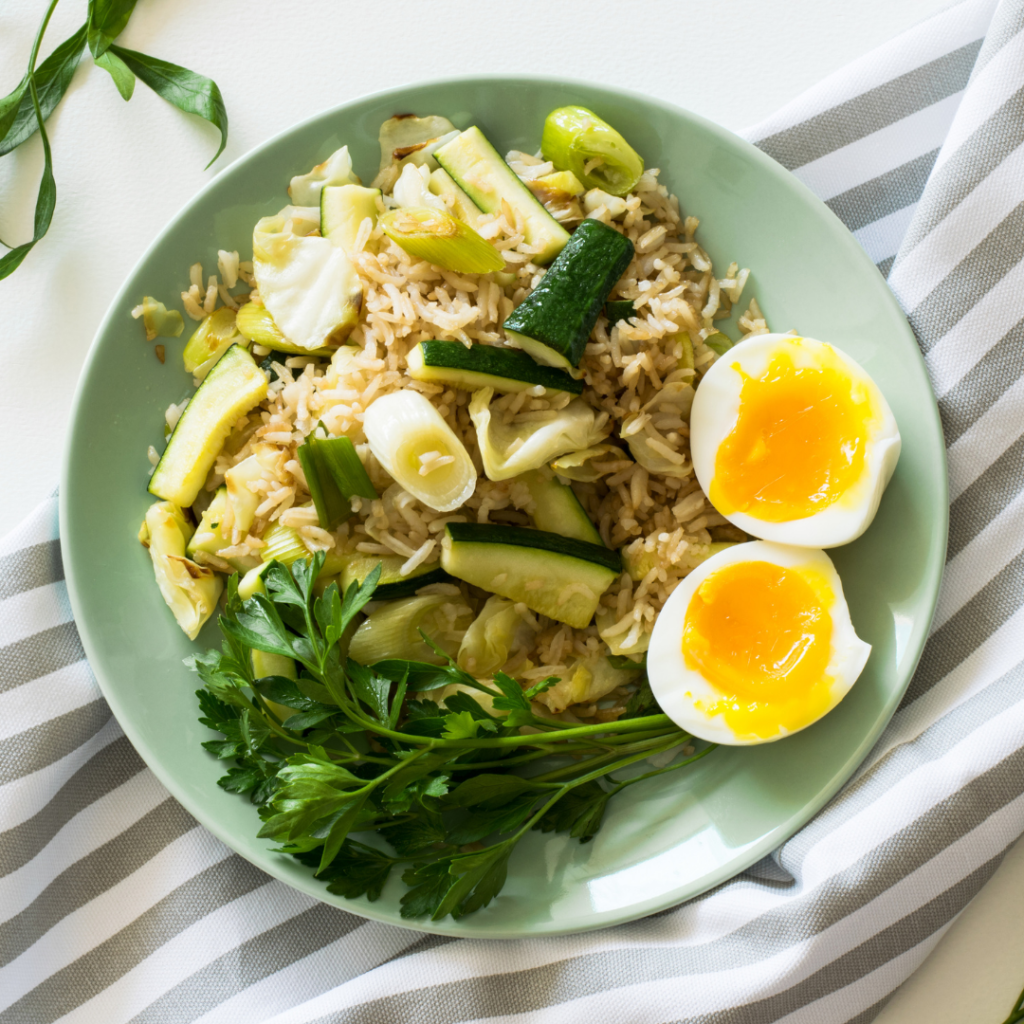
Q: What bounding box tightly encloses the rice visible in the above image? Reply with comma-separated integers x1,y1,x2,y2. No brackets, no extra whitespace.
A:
169,157,769,714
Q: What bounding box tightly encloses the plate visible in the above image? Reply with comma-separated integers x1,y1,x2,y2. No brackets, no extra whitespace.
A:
60,76,948,938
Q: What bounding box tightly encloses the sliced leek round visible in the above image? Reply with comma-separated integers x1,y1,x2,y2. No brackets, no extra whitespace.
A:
362,390,476,512
379,206,505,274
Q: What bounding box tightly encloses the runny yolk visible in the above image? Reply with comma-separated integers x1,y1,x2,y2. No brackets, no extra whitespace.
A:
681,560,834,739
710,344,873,522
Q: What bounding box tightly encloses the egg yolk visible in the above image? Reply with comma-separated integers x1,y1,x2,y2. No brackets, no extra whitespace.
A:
710,343,873,522
681,560,835,739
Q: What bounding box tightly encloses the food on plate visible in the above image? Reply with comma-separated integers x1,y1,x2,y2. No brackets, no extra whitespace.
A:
690,333,901,548
134,102,895,920
648,541,871,744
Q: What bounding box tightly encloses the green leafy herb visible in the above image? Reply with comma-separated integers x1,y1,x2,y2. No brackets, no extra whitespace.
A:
190,556,713,920
1,0,228,278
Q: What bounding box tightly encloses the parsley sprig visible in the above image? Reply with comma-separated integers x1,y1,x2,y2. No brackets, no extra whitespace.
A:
2,0,227,279
191,552,716,920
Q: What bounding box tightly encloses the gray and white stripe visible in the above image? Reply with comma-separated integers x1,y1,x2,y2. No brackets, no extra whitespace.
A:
5,0,1024,1019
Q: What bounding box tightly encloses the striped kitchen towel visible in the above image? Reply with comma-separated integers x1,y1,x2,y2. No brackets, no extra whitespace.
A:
3,0,1023,1019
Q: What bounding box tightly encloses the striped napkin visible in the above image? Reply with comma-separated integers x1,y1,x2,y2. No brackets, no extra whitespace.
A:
4,0,1023,1018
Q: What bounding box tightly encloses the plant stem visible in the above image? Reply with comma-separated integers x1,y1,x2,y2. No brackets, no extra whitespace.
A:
28,0,62,74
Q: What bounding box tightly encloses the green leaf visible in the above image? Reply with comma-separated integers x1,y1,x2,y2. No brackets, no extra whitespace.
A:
400,860,452,919
384,810,447,856
445,774,537,810
372,660,459,692
339,565,381,634
523,676,561,701
434,844,514,919
0,78,56,281
490,671,530,714
94,46,134,100
257,676,331,714
441,710,480,741
318,841,396,902
224,594,297,660
534,781,610,843
108,44,228,167
346,660,391,723
607,653,646,671
381,753,453,813
86,0,137,57
444,794,538,846
623,679,661,719
0,25,88,157
318,791,370,873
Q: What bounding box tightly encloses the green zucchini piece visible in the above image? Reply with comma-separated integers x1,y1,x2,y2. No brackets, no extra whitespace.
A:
406,340,583,395
440,522,619,630
340,553,452,601
521,470,602,545
434,126,570,265
186,487,258,571
320,184,381,250
428,167,485,228
235,303,335,357
149,345,268,508
604,299,635,325
502,219,634,370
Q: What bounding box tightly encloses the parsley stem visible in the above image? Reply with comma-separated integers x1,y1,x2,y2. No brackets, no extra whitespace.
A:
1002,981,1024,1024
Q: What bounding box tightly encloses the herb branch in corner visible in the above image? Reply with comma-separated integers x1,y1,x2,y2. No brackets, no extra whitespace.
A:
0,0,228,280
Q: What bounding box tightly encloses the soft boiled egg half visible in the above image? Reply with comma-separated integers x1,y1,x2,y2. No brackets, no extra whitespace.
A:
648,541,870,745
690,334,901,548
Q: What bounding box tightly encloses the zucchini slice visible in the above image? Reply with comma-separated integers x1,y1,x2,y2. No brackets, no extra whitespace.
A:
440,523,619,630
340,553,452,601
149,345,268,508
428,168,486,228
503,219,634,370
406,340,583,395
604,299,635,325
521,470,602,545
434,126,570,265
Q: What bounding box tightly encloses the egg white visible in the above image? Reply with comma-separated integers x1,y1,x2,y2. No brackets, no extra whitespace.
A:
647,541,871,746
690,334,901,548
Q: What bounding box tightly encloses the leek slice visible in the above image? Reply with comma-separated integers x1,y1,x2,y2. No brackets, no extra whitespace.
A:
348,594,473,665
457,595,520,677
704,331,734,356
133,296,184,341
469,386,608,482
186,487,259,571
253,212,362,352
363,391,476,513
260,522,310,566
143,501,223,640
541,106,644,197
183,307,245,379
379,206,504,274
288,145,359,205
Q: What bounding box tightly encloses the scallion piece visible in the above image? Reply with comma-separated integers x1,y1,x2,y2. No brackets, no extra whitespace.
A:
379,207,505,274
541,106,644,197
297,440,351,529
316,435,378,501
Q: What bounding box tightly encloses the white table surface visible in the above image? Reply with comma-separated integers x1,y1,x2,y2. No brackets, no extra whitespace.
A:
4,1,1022,1021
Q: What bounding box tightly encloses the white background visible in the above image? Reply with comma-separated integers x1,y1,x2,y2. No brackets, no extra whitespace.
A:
3,1,1023,1020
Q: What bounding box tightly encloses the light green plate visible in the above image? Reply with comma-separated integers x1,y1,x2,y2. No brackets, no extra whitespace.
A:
60,77,948,939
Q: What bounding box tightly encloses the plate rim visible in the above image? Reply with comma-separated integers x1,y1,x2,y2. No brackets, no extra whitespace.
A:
60,73,949,939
